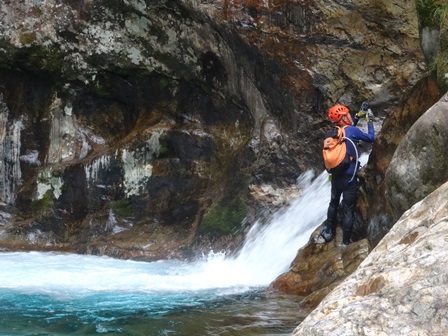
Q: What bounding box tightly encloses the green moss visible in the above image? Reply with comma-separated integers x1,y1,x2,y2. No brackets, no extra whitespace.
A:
19,32,37,45
159,78,170,89
416,0,448,90
157,144,169,157
200,197,246,236
427,58,438,73
416,0,448,28
434,2,448,24
436,49,448,91
93,82,110,97
26,45,64,74
31,190,54,215
111,199,133,218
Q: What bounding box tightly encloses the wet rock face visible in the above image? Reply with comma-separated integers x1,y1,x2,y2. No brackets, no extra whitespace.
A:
0,0,427,256
353,0,448,247
271,227,369,309
384,91,448,221
293,181,448,336
355,76,441,246
0,67,251,258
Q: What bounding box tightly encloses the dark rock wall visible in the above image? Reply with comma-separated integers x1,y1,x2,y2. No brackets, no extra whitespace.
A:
0,0,435,258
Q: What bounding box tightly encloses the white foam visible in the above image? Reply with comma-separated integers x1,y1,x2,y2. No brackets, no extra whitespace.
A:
0,170,333,297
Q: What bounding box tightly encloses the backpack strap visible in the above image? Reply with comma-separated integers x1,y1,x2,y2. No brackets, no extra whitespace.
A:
340,126,359,182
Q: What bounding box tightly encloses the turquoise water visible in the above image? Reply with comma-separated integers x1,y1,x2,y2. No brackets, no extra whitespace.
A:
0,253,308,335
0,287,307,335
0,171,332,335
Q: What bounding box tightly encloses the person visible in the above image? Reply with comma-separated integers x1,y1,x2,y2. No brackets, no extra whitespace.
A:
319,102,375,247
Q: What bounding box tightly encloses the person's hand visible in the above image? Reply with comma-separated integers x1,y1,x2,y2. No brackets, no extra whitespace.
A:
361,102,370,111
366,109,375,123
355,101,370,120
355,110,366,119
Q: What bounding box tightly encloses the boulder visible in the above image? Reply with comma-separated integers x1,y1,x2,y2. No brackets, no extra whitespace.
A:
293,180,448,336
355,76,440,246
384,91,448,221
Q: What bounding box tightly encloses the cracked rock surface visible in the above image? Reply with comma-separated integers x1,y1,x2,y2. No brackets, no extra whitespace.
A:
293,180,448,336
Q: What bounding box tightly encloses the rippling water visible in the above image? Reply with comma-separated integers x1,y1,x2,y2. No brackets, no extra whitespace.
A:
0,170,332,335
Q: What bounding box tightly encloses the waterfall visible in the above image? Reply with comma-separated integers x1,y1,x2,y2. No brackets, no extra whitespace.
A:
183,170,330,289
0,169,332,334
231,170,330,284
0,170,330,293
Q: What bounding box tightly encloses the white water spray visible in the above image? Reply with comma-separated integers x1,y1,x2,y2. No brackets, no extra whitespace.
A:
0,170,331,295
187,170,331,289
231,170,330,284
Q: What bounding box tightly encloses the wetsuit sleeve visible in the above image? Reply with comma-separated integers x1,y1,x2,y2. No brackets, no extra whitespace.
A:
352,123,375,143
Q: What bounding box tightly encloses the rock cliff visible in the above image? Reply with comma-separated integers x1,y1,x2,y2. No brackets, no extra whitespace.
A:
0,0,429,259
1,0,448,333
272,0,448,328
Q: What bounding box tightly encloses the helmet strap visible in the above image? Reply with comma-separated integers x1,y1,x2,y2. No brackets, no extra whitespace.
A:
339,114,353,126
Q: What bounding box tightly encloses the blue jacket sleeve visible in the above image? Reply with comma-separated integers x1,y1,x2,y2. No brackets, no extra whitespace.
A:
349,123,375,143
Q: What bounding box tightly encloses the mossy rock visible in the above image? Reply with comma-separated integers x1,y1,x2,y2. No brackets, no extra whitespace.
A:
417,0,448,91
436,49,448,91
19,32,37,45
200,197,247,236
110,199,133,218
416,0,447,29
31,190,54,215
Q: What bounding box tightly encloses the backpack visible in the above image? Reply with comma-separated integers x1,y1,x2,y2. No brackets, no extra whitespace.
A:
322,126,351,175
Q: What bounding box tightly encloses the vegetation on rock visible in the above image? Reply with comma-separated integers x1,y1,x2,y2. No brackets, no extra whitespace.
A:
417,0,448,90
200,197,247,236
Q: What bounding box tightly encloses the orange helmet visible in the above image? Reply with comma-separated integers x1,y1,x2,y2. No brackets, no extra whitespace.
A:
328,104,349,122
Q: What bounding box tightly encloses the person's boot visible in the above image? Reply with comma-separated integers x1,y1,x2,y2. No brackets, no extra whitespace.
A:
316,226,334,243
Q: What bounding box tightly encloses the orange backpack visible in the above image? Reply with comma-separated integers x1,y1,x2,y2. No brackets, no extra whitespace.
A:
322,126,351,174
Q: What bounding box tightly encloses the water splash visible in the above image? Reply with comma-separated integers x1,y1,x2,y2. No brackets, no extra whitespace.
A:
0,170,330,295
231,170,330,284
0,170,331,334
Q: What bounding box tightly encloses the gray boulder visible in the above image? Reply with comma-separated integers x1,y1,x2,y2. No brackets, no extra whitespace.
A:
293,179,448,336
385,92,448,221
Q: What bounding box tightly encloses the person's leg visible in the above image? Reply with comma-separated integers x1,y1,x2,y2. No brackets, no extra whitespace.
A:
324,176,343,237
341,176,358,245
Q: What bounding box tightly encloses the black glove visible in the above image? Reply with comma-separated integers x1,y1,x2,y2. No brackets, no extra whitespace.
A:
361,102,370,111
